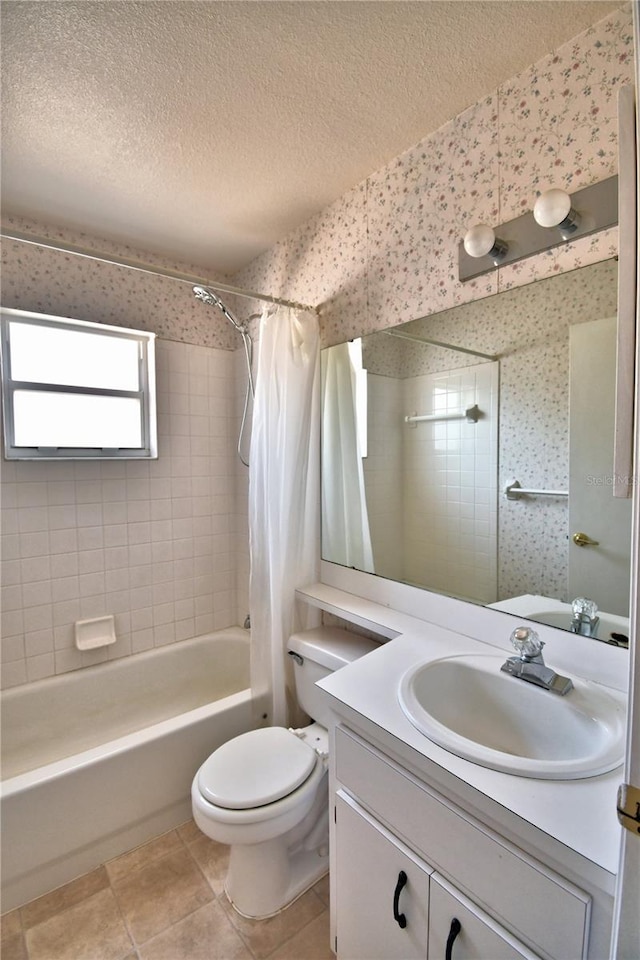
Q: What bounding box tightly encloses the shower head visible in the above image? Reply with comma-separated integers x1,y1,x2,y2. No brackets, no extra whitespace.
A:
192,285,246,333
192,286,255,466
193,285,218,306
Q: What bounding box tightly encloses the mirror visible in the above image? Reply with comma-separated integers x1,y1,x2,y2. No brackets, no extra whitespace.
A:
321,259,632,639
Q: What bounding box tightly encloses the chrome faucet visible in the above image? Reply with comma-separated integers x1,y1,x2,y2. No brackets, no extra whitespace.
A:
569,597,600,637
501,627,573,696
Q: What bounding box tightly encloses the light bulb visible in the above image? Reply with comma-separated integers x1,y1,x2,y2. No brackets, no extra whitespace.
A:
463,224,507,261
533,188,580,234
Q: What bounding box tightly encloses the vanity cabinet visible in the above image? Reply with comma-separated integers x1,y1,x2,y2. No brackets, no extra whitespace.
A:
335,791,539,960
332,725,592,960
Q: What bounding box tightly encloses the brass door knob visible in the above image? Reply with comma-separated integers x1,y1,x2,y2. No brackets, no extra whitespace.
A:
572,532,600,547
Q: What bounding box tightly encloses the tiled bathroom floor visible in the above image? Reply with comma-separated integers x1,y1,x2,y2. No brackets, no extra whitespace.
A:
0,821,333,960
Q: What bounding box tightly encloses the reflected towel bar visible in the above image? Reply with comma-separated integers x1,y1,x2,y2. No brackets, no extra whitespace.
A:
505,480,568,500
405,404,480,425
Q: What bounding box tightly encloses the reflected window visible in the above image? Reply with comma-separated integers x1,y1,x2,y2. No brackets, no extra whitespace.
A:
348,339,368,458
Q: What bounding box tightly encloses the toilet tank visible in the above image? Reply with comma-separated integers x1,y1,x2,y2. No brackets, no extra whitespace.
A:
288,626,380,726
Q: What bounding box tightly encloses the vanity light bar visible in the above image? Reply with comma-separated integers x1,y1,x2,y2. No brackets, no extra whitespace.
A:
459,176,618,282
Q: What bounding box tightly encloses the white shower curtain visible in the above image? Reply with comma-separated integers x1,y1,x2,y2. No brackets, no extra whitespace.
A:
249,305,321,728
321,341,374,573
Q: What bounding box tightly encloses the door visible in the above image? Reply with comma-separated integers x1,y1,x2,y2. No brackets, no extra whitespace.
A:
569,316,632,615
610,39,640,960
334,791,431,960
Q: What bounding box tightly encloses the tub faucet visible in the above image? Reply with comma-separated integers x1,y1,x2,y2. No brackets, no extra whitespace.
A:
570,597,600,637
501,627,573,696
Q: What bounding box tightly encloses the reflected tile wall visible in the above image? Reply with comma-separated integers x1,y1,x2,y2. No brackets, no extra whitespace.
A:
361,259,618,602
401,363,499,604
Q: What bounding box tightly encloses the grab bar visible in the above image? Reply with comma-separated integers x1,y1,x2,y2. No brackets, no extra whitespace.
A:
405,404,480,425
505,480,568,500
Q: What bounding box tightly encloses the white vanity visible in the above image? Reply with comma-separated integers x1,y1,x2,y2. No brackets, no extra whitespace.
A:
297,577,629,960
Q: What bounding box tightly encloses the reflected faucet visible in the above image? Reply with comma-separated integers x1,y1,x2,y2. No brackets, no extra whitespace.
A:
570,597,600,637
501,627,574,696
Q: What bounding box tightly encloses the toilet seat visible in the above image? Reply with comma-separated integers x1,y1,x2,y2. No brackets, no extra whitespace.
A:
197,727,318,810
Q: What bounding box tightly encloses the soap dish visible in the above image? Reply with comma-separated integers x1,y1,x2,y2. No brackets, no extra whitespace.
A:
75,615,117,651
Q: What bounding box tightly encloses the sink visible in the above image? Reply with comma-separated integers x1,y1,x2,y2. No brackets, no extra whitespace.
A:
530,610,629,644
488,594,629,644
398,654,626,779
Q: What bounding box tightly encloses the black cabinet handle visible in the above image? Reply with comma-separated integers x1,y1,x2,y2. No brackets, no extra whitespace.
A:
392,870,408,928
445,917,462,960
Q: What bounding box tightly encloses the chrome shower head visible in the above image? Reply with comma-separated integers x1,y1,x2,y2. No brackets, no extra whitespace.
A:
193,285,218,306
192,285,247,333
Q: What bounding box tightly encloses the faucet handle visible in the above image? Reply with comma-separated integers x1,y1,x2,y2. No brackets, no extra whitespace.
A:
510,626,544,660
571,597,598,619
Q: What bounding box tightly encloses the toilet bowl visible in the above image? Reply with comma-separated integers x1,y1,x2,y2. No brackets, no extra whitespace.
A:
191,626,379,918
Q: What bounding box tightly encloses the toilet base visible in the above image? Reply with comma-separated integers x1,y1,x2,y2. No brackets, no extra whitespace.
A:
225,837,329,919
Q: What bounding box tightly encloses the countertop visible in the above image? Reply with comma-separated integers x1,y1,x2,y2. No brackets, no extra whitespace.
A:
299,582,627,880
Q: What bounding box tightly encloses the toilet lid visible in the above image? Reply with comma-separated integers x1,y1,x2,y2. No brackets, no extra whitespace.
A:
198,727,318,810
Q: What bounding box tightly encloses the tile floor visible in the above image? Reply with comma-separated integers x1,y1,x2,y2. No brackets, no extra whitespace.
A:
0,821,333,960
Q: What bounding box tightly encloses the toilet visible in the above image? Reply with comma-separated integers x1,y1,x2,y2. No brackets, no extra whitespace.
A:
191,625,379,918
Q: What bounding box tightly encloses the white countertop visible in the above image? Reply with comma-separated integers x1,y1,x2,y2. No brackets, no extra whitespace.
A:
299,582,627,879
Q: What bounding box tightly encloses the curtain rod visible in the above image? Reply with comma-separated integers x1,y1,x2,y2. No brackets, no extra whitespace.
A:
383,329,499,362
0,228,319,314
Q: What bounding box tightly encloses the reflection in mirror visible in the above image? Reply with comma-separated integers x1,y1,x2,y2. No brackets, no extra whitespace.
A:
321,259,631,639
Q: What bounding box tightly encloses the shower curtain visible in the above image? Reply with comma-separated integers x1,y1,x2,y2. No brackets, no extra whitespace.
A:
249,304,320,728
321,341,374,573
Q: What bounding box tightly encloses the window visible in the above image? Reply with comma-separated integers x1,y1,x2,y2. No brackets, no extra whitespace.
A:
0,308,157,459
348,338,368,459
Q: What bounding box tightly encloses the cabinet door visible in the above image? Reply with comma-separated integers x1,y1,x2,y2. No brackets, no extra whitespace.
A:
428,874,541,960
335,791,431,960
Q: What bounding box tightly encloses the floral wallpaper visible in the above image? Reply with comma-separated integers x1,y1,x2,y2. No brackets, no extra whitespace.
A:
0,215,239,352
234,3,631,340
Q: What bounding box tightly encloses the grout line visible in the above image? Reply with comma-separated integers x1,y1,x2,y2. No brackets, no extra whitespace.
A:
261,900,331,960
8,823,330,960
108,882,139,960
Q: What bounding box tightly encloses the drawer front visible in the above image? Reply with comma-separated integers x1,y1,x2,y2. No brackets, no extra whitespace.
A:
335,726,590,960
429,874,540,960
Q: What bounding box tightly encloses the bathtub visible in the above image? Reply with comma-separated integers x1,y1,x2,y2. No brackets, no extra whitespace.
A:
1,627,253,911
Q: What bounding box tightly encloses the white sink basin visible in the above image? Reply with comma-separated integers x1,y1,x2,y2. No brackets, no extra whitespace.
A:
398,654,626,779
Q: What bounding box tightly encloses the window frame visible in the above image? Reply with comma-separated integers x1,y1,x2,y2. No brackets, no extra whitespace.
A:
0,307,158,460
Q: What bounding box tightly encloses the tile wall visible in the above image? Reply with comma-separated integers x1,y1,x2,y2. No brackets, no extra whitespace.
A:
402,363,499,603
362,358,499,603
0,338,243,688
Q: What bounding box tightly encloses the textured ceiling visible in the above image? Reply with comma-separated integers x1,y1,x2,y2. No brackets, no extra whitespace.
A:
1,1,620,275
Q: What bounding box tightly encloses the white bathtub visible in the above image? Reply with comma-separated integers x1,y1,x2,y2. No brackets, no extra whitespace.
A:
1,627,253,911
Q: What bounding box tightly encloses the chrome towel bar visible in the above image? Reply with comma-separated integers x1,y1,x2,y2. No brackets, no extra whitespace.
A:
505,480,568,500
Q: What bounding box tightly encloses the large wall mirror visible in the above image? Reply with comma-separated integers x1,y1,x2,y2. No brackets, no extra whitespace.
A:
321,258,632,643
